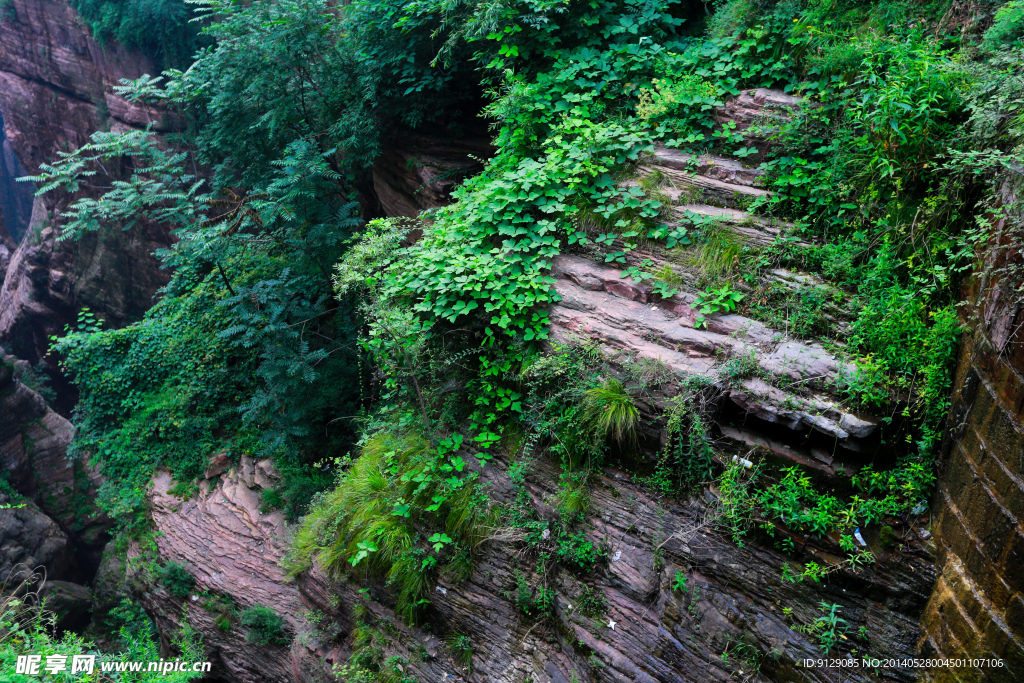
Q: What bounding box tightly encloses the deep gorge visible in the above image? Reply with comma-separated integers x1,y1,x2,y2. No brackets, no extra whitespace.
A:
2,1,1023,682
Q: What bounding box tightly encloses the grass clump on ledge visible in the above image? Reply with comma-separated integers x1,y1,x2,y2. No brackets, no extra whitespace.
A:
286,429,497,624
583,378,640,449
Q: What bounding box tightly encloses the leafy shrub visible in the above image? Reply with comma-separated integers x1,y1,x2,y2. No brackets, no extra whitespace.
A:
556,531,604,572
813,602,849,655
982,1,1024,53
159,562,195,600
240,605,290,646
692,285,745,328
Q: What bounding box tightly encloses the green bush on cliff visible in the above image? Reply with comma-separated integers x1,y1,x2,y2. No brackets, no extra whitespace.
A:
160,562,195,600
240,605,290,647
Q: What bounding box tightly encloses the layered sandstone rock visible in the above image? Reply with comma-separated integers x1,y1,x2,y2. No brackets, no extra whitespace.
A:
548,95,876,480
132,460,346,682
134,448,936,683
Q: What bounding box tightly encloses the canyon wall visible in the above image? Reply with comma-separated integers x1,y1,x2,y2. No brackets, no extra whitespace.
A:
0,110,33,245
0,0,174,369
3,1,1024,680
130,91,941,683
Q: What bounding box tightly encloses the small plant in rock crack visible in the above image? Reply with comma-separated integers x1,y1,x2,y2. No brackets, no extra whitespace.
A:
687,584,701,617
693,285,745,328
813,602,849,655
672,570,689,593
445,634,473,671
509,572,556,619
557,530,605,572
578,586,608,617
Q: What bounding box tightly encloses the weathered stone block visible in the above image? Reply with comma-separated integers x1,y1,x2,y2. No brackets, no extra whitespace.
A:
986,403,1024,476
1000,531,1024,596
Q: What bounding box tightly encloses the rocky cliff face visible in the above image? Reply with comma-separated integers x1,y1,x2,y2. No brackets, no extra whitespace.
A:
4,2,1018,676
126,91,940,683
0,352,107,638
371,125,494,219
0,110,34,245
0,0,175,369
1,353,110,570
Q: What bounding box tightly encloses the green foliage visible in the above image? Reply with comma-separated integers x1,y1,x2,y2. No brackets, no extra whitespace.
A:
692,284,745,328
36,0,373,526
511,572,555,619
287,430,495,624
813,602,849,655
879,524,898,550
556,531,604,572
69,0,204,68
159,562,195,600
445,634,473,670
683,220,744,282
1,571,203,682
578,586,608,617
716,457,760,546
240,605,290,647
644,377,716,495
38,0,1024,644
983,1,1024,53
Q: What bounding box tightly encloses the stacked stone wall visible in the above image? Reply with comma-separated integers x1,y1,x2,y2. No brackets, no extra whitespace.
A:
920,180,1024,682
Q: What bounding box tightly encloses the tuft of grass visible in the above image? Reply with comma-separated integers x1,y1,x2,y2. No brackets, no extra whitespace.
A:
682,220,743,282
286,429,494,625
387,551,432,624
578,585,608,617
583,378,639,448
444,484,498,551
557,470,591,520
285,431,429,580
445,634,473,671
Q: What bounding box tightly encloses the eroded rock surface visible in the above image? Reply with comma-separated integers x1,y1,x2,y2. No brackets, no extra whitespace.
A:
0,491,73,582
133,462,344,682
138,449,936,682
1,352,109,551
